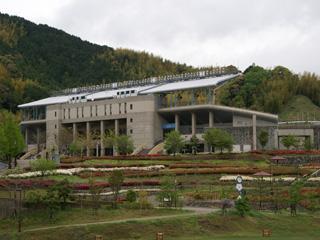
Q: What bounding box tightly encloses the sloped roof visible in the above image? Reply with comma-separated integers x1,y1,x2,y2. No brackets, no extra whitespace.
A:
139,74,240,94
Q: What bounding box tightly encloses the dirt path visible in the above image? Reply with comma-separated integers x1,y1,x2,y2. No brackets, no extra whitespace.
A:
23,207,218,233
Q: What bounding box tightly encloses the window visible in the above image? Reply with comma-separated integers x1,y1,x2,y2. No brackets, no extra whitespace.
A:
95,105,98,116
63,109,66,119
130,129,133,134
130,104,133,110
76,108,79,118
105,104,107,115
131,90,135,94
124,103,127,113
126,91,129,94
54,111,57,117
130,118,133,123
55,124,57,129
82,107,84,118
119,103,121,114
110,104,112,115
68,109,70,119
90,106,93,117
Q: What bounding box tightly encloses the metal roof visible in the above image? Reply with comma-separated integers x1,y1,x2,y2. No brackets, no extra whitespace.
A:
139,74,240,94
18,73,240,108
18,93,88,108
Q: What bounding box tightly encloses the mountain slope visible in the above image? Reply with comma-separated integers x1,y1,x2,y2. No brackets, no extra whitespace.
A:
0,12,194,89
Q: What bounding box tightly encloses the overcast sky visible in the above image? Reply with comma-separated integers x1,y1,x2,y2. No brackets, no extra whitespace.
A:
1,0,320,74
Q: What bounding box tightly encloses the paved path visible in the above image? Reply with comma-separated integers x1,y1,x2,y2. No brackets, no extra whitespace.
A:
23,207,217,233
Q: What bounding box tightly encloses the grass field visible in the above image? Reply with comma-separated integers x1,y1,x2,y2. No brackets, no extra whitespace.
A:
3,210,320,240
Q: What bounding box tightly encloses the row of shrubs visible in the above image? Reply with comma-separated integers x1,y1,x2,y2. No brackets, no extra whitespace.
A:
252,150,320,155
61,153,266,163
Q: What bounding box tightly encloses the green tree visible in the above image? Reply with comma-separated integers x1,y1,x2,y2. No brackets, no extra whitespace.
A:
126,190,137,203
303,137,312,151
52,178,71,209
235,197,250,217
159,176,180,208
258,130,269,150
114,135,134,155
289,180,304,216
204,128,234,153
30,158,56,177
189,134,199,155
0,110,25,168
108,170,124,209
164,131,185,156
281,135,299,150
88,177,103,215
43,187,60,219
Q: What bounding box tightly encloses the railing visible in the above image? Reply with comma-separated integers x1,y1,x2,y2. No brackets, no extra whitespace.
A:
53,67,239,96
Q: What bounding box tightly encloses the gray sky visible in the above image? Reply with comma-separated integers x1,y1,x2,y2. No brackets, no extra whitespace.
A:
1,0,320,74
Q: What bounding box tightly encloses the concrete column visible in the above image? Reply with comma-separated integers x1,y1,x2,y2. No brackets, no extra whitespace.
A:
86,122,90,157
252,114,257,150
191,112,196,135
72,123,77,142
209,111,214,128
100,120,105,156
114,119,119,156
36,127,40,153
175,113,180,132
115,119,119,136
25,127,28,147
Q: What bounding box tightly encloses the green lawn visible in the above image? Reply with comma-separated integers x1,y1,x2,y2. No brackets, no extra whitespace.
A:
4,211,320,240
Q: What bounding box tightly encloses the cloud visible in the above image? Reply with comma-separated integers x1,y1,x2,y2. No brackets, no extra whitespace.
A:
1,0,320,73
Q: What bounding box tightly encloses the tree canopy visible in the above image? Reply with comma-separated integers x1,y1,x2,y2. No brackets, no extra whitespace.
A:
203,128,234,153
0,110,25,168
164,131,185,156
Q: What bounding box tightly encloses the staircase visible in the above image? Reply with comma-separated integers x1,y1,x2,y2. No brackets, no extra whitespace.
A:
148,141,164,155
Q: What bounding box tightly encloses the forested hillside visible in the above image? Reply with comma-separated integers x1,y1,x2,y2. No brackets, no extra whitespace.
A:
216,65,320,119
1,12,320,119
0,13,195,111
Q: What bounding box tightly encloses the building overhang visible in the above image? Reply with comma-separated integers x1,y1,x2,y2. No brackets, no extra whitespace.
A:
158,104,278,122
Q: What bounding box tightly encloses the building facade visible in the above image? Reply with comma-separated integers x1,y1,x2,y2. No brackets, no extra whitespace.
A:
19,70,278,156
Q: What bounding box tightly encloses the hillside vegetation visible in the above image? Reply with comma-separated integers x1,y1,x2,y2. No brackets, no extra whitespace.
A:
1,12,320,119
216,65,320,117
0,13,197,111
279,95,320,121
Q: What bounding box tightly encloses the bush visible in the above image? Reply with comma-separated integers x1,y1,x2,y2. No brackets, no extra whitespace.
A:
30,158,57,176
126,190,137,203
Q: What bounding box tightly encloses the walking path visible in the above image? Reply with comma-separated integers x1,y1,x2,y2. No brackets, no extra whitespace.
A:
23,207,217,233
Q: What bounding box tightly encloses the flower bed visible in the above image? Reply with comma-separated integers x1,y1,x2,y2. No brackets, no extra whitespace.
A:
61,153,266,163
72,180,160,190
252,150,320,155
6,165,165,179
0,179,56,188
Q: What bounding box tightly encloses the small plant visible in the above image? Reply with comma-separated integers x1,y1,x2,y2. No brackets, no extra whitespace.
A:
281,135,299,150
108,170,124,208
126,189,137,203
30,158,57,177
258,130,269,150
235,197,250,217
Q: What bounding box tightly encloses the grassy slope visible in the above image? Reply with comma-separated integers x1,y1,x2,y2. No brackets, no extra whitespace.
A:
279,95,320,121
6,211,320,240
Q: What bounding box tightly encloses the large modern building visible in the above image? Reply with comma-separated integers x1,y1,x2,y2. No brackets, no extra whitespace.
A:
19,69,278,157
